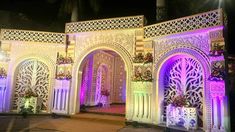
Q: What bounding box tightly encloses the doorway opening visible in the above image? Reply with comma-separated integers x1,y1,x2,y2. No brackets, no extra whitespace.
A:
78,50,126,116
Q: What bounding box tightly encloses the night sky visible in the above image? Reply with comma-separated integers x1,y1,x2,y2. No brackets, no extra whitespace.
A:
0,0,234,53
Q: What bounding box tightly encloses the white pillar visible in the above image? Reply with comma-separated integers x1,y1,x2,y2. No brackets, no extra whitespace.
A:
134,93,139,118
62,89,65,111
139,93,143,118
219,96,225,130
144,94,148,118
148,94,151,119
0,87,2,112
213,97,218,129
54,89,58,110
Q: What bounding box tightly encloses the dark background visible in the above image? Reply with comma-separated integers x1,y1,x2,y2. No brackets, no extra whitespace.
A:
0,0,234,54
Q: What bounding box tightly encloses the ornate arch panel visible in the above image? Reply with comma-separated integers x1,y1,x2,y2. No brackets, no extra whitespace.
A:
13,59,50,110
163,55,204,126
155,47,211,130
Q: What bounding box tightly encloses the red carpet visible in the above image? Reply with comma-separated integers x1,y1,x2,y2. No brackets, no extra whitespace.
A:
86,104,125,115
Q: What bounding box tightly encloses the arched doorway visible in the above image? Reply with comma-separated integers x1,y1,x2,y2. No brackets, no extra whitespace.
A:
12,59,50,111
78,50,126,115
158,54,205,127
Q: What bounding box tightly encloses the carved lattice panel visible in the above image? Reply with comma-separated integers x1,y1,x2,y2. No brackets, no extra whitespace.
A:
1,29,65,44
95,67,102,105
144,9,222,39
164,57,203,126
65,16,144,33
13,59,49,110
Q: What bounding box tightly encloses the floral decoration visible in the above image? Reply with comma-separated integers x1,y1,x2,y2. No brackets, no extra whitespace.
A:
144,52,153,63
208,61,225,81
57,55,73,64
132,67,152,82
209,50,224,56
209,42,224,56
171,95,190,107
142,69,152,81
133,53,144,63
101,89,110,96
133,52,153,63
56,71,72,80
0,67,7,79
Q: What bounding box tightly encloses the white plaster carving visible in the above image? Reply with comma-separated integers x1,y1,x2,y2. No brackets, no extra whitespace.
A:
154,33,210,63
65,16,144,33
144,9,222,39
75,30,135,60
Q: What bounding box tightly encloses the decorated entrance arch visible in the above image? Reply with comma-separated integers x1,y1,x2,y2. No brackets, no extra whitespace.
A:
0,9,229,131
70,43,133,119
160,54,204,126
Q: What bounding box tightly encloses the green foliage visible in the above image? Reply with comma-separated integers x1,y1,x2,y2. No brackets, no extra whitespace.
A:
19,105,34,118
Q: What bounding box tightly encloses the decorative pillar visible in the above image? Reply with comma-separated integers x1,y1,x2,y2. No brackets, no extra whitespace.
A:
156,0,167,22
219,96,225,130
139,93,143,118
54,89,58,110
148,94,151,119
144,94,148,118
134,93,139,117
212,96,218,129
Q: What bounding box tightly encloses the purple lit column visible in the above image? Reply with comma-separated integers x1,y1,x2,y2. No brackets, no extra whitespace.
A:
212,96,218,129
219,96,225,130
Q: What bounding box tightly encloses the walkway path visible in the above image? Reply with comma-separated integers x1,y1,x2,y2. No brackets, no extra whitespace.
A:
0,113,165,132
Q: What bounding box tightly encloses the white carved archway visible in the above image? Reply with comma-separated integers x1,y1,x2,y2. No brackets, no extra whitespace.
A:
154,48,211,130
70,43,133,120
7,54,56,112
13,59,50,110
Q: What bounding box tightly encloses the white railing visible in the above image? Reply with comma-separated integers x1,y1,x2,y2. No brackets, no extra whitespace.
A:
52,80,70,114
65,15,144,33
144,9,223,39
0,79,7,112
1,29,66,44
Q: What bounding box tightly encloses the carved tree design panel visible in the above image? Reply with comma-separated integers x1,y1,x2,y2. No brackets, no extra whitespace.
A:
164,57,203,126
13,59,50,110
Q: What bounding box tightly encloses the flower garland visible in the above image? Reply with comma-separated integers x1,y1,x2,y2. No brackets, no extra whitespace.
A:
133,52,153,63
56,71,72,80
208,61,225,81
171,95,190,107
132,69,152,82
57,55,73,64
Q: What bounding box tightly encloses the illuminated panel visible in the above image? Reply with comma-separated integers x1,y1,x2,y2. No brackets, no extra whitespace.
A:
144,9,223,39
1,29,66,44
65,15,144,33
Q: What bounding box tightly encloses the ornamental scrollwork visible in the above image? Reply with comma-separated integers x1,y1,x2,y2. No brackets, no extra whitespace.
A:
154,33,210,63
75,30,135,59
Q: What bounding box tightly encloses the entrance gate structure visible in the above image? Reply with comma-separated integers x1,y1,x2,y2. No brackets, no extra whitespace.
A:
0,9,229,131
